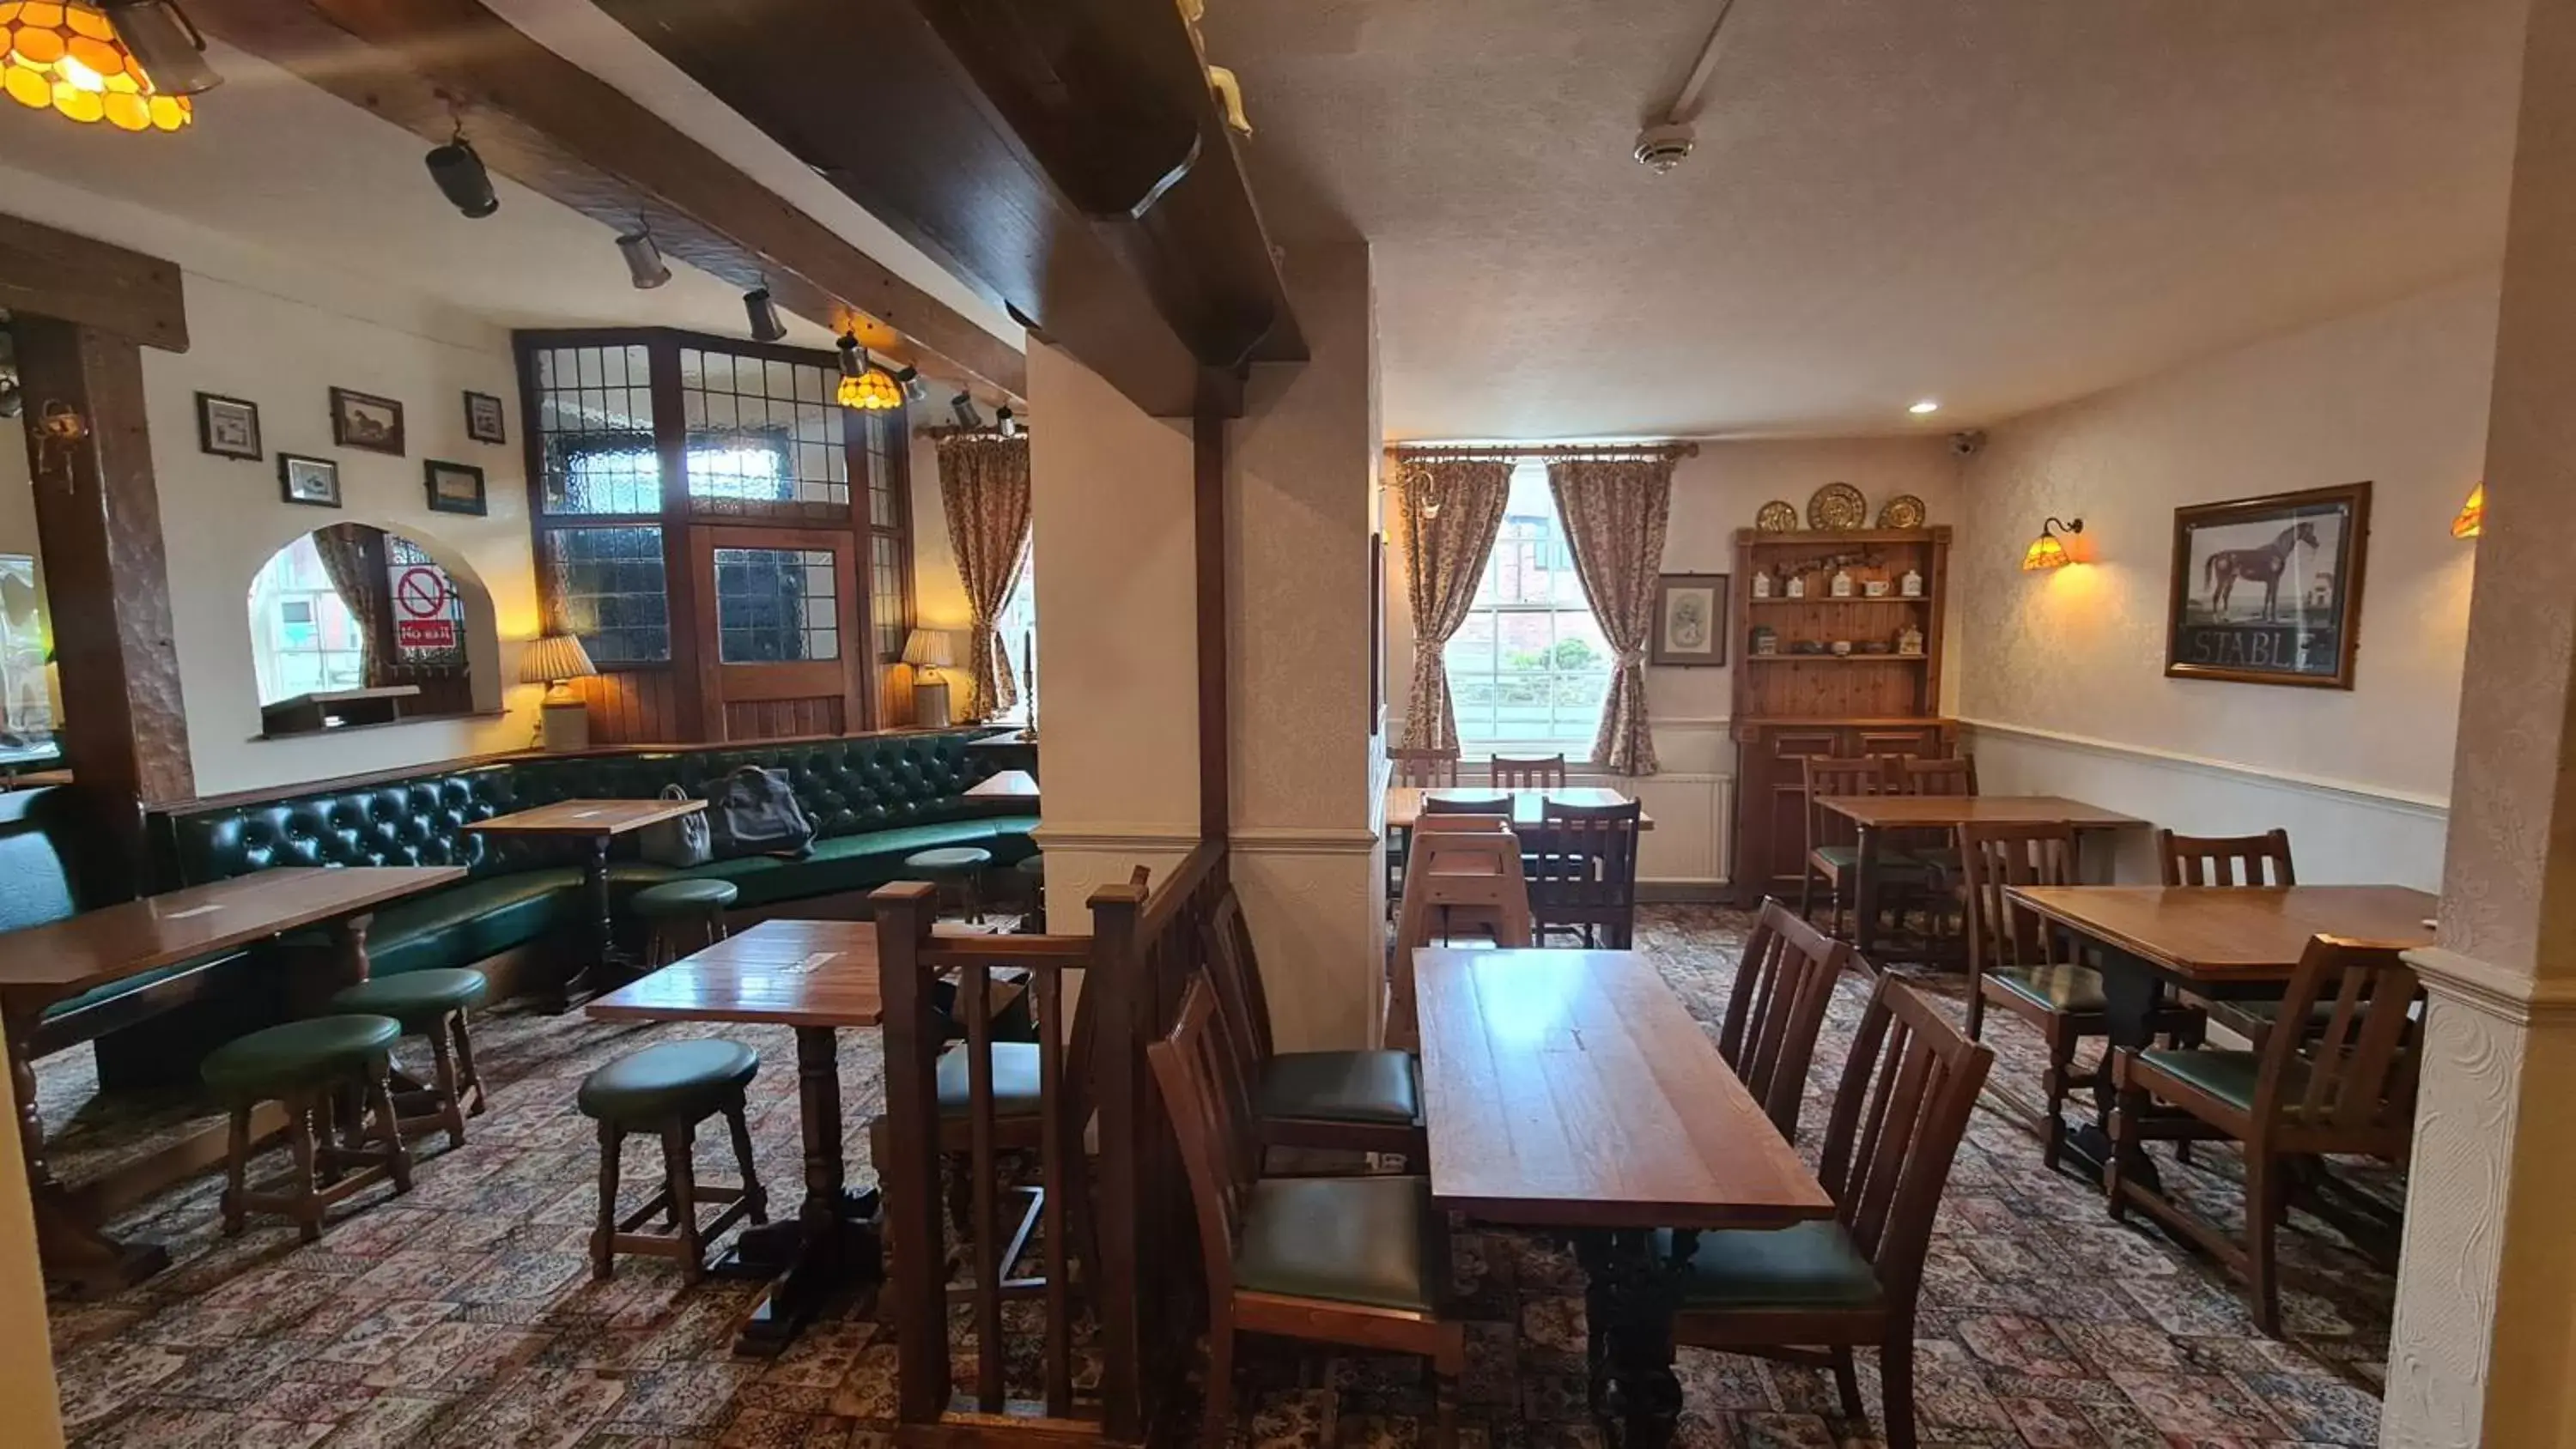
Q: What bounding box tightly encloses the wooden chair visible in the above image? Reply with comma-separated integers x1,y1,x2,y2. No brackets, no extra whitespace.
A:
1388,747,1461,787
2159,828,2306,1047
1800,755,1921,938
1956,822,2201,1171
1418,792,1512,815
2107,936,2422,1334
1670,976,1994,1449
1895,755,1978,797
1526,798,1643,948
1490,753,1568,789
1892,755,1977,940
1718,899,1854,1137
1388,820,1532,1052
1150,979,1464,1449
1200,888,1426,1161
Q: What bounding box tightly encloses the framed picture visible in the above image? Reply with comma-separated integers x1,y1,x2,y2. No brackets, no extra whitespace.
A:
1650,573,1729,667
2166,481,2371,689
463,390,508,446
194,392,261,461
423,459,488,516
278,453,342,508
329,386,405,455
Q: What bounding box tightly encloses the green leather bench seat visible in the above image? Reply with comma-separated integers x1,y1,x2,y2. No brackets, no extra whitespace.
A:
1667,1220,1885,1310
362,869,586,979
39,958,222,1025
614,817,1039,910
1235,1175,1439,1312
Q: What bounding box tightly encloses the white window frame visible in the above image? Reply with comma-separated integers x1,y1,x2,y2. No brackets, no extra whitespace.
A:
249,535,366,704
1442,463,1611,759
993,553,1037,724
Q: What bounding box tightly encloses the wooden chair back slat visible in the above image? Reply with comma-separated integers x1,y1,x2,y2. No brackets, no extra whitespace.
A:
2258,937,2422,1139
1388,822,1532,1052
1200,888,1274,1068
1491,753,1569,790
1389,747,1461,788
1528,799,1644,949
1815,977,1994,1307
1420,792,1514,816
1803,755,1893,858
1898,755,1979,797
1956,822,2077,980
1147,980,1253,1307
1722,899,1852,1137
2158,828,2296,888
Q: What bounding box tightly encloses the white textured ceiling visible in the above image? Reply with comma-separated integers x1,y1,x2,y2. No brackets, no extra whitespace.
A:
1204,0,2527,440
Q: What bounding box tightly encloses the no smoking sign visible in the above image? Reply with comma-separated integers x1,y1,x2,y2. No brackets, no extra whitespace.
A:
392,564,459,651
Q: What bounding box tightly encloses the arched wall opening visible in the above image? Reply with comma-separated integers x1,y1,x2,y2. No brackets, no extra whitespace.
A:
240,519,504,732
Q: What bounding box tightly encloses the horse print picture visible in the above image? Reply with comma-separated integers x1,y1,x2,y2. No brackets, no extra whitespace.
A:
2166,482,2371,689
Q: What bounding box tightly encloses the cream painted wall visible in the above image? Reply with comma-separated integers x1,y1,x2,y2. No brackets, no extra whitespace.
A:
1386,433,1965,887
908,431,973,635
1955,273,2496,888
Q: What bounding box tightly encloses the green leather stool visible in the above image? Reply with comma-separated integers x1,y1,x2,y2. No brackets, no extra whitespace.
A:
905,846,993,923
202,1014,413,1244
576,1038,768,1283
632,879,739,967
1014,852,1047,933
329,967,489,1150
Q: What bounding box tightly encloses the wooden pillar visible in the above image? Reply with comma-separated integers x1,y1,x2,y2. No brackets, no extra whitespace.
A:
11,317,192,891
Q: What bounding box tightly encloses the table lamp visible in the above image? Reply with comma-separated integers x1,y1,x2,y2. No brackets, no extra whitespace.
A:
518,634,598,751
903,628,956,728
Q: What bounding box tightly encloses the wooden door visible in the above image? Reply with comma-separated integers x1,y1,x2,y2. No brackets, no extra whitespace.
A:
690,524,866,741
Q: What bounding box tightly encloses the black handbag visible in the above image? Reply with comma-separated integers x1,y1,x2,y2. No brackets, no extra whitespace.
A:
706,765,817,859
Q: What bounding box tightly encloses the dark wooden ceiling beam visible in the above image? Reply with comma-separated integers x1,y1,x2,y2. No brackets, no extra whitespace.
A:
0,214,188,352
185,0,1027,403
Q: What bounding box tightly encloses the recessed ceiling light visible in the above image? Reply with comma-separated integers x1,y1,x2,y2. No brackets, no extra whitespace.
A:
1909,399,1941,415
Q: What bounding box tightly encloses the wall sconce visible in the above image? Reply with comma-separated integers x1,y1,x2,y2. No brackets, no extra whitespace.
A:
2022,515,2082,571
2452,482,2483,540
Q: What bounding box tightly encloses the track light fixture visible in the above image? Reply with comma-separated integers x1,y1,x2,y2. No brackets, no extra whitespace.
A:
743,287,787,343
102,0,219,94
424,119,498,220
617,218,671,290
950,392,984,431
995,406,1019,440
893,365,929,403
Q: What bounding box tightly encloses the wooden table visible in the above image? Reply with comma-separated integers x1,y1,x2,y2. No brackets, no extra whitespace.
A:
0,865,465,1295
1414,949,1831,1447
1818,794,2147,959
470,797,705,1007
588,919,884,1356
1384,786,1656,833
964,769,1038,801
2006,884,2438,1188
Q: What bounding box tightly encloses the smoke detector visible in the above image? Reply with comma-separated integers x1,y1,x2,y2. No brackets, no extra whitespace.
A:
1633,122,1696,174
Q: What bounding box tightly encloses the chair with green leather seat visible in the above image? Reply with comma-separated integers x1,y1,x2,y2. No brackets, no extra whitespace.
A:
1149,977,1462,1449
630,878,738,967
577,1038,768,1284
1800,755,1927,940
1199,887,1425,1163
203,1014,414,1243
1669,975,1992,1449
2157,828,2320,1047
1718,899,1854,1138
2107,936,2421,1336
1957,821,2203,1172
328,967,489,1149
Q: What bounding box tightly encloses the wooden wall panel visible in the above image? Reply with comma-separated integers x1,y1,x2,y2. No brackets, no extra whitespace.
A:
577,670,681,745
724,696,843,742
879,664,917,731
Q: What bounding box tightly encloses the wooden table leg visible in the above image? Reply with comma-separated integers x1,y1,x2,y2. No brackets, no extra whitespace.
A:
726,1023,883,1356
2062,944,2164,1196
1575,1227,1689,1449
546,834,617,1015
8,1018,167,1297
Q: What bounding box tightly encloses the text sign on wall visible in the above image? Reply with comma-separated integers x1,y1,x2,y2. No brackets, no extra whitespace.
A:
392,564,459,652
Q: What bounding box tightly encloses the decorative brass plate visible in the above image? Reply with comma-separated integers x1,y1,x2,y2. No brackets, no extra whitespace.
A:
1807,482,1867,530
1877,494,1928,530
1754,500,1799,532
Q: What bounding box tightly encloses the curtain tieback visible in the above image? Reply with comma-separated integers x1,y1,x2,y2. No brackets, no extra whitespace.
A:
1614,647,1649,669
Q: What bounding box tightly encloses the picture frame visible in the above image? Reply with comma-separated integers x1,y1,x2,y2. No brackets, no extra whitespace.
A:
463,390,508,446
277,453,342,509
194,392,262,461
422,459,489,516
2166,481,2371,689
329,386,406,456
1649,573,1729,667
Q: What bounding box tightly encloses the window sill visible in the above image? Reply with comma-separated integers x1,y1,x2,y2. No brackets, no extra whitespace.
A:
252,708,507,743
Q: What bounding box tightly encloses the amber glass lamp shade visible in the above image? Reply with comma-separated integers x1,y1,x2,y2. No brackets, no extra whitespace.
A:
2452,482,2484,540
1,2,193,131
2021,533,2069,571
838,364,902,412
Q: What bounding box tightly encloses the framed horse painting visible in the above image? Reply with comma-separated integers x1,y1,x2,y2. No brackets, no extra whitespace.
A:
2166,482,2371,688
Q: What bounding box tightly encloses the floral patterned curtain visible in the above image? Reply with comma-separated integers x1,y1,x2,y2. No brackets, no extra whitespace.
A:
1392,457,1514,753
1547,458,1674,775
935,434,1033,718
309,523,386,688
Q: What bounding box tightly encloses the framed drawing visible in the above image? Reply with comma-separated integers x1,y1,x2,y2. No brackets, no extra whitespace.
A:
2166,481,2371,689
423,459,489,516
463,390,508,446
1650,573,1728,667
195,392,261,460
329,386,406,455
278,454,342,508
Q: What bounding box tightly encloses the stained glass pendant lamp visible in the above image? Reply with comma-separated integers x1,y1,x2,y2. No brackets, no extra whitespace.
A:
2022,516,2082,571
835,333,902,412
1,1,211,132
2452,482,2483,540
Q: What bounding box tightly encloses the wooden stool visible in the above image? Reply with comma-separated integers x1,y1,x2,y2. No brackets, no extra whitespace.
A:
577,1038,768,1282
203,1014,414,1243
632,879,739,967
905,846,993,923
329,967,489,1149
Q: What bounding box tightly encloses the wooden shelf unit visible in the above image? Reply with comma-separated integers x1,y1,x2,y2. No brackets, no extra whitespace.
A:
1728,525,1954,906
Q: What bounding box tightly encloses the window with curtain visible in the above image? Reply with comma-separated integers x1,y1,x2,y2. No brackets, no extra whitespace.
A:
247,534,367,702
993,552,1036,723
1443,463,1612,751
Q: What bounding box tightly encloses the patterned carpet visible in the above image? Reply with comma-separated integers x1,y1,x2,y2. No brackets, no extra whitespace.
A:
33,906,2396,1448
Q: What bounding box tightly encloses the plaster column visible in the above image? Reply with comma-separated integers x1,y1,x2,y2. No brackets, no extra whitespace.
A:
2383,1,2576,1442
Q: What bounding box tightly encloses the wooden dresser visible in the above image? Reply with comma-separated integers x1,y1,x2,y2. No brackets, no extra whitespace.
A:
1728,526,1953,906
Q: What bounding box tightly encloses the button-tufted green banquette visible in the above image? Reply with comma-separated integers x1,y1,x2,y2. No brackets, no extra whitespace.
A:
149,731,1036,982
